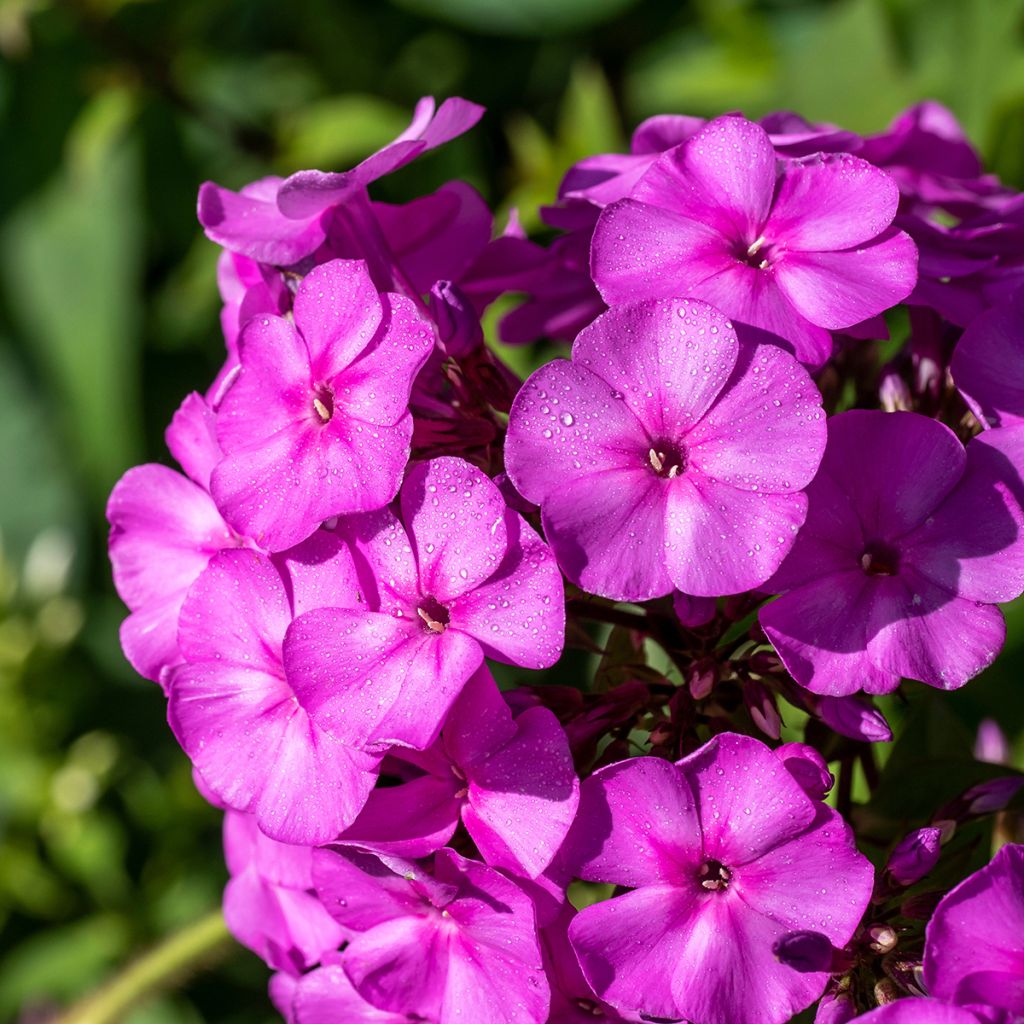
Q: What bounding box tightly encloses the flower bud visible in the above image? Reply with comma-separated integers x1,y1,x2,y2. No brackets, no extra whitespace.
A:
818,695,892,743
866,924,898,955
744,679,781,740
886,827,942,886
773,931,836,973
878,365,912,412
776,742,834,800
430,280,482,357
975,718,1011,765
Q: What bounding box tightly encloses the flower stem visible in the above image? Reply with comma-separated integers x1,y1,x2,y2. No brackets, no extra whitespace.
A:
55,910,235,1024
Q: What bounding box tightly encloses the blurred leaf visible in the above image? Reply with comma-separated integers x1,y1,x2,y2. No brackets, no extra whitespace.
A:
627,24,777,120
776,0,912,131
0,913,129,1010
278,94,409,170
388,0,640,36
0,341,81,563
557,61,624,161
1,86,143,502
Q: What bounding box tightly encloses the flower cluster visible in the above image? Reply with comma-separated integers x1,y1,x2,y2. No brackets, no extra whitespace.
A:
108,97,1024,1022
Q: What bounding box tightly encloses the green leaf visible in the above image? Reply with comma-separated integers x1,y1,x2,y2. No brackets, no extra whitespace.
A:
278,94,410,171
388,0,641,36
0,341,81,564
1,86,143,502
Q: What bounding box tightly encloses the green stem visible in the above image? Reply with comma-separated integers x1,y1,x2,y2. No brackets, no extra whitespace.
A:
56,910,235,1024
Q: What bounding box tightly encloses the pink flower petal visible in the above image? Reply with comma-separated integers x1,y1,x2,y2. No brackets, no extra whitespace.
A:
401,458,509,604
591,198,729,306
760,571,902,696
293,964,411,1023
686,337,826,492
865,571,1005,690
679,732,817,866
765,153,900,251
449,512,565,670
775,228,919,330
165,392,221,490
635,115,777,241
292,260,384,381
571,297,739,438
504,358,649,505
464,706,579,878
284,607,483,750
567,757,702,888
664,473,808,596
197,180,325,266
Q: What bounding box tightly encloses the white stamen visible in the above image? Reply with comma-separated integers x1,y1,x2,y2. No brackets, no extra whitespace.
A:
747,235,767,257
648,448,664,472
313,397,331,422
668,464,680,479
417,606,447,633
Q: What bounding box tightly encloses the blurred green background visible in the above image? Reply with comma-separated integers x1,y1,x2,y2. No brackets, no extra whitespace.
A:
3,0,1024,1020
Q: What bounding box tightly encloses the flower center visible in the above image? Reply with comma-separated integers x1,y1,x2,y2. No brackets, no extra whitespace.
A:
574,999,605,1017
735,234,778,270
312,383,335,423
417,596,450,634
648,440,687,479
698,858,732,892
860,541,900,577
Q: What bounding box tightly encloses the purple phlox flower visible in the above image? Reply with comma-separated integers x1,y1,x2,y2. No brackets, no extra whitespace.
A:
817,695,893,743
222,810,346,975
310,847,550,1023
760,411,1024,696
214,249,292,388
504,297,826,602
924,844,1024,1017
563,732,874,1024
541,906,629,1023
860,102,1013,219
776,741,834,801
498,227,606,347
107,392,247,686
209,258,433,552
289,955,414,1023
953,290,1024,430
975,719,1012,766
337,665,579,879
591,115,918,366
283,456,565,753
167,533,381,845
816,990,858,1023
197,96,484,266
887,827,944,886
849,1001,992,1023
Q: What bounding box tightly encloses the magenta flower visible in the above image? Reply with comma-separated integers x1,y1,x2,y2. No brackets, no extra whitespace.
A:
290,958,414,1023
283,457,565,751
311,847,550,1023
198,97,484,266
338,664,579,878
591,115,918,365
564,732,873,1024
924,844,1024,1017
168,535,380,845
887,827,943,886
850,1003,993,1024
222,810,345,975
952,289,1024,430
107,393,246,685
761,411,1024,695
504,297,826,601
209,259,433,552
